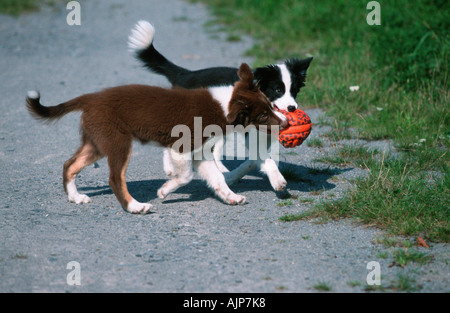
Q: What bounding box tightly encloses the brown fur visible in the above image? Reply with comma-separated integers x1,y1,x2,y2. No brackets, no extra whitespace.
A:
26,63,285,213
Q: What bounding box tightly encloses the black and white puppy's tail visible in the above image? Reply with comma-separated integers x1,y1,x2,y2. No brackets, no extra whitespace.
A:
128,21,190,85
128,20,239,88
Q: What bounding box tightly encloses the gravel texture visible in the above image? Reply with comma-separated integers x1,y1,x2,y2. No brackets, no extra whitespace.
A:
0,0,448,293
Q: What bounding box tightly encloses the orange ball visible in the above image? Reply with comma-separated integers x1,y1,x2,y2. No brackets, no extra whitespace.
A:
276,108,312,148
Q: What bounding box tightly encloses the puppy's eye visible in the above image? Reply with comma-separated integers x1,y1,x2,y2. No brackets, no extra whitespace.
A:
275,88,283,95
259,113,268,121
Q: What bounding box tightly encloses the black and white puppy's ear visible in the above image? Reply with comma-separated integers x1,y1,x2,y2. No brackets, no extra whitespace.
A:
285,57,313,79
252,65,279,93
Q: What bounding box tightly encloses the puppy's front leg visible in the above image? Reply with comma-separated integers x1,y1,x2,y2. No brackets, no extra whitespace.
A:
108,150,152,214
225,131,287,191
163,148,176,177
212,137,229,173
258,133,287,191
157,150,193,199
260,158,287,191
194,159,246,205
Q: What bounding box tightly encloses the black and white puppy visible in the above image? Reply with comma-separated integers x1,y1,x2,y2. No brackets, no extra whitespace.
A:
128,21,313,192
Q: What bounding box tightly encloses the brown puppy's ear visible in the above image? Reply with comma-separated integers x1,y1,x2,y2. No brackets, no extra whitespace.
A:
226,109,238,125
227,99,250,125
228,64,254,125
226,109,249,126
237,63,254,87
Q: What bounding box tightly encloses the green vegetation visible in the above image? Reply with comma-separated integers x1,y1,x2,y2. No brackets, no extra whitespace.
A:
196,0,449,242
392,248,434,267
315,145,378,168
286,154,449,241
0,0,67,16
279,212,307,222
390,273,421,292
0,0,38,15
306,137,324,148
313,281,332,291
276,199,293,207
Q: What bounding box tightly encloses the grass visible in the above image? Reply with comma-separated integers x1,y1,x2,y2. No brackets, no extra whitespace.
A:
0,0,68,16
276,199,293,207
295,154,449,241
0,0,38,15
391,248,434,267
279,212,308,223
390,273,421,292
363,273,422,292
375,236,414,249
306,137,324,148
315,144,379,168
313,281,332,292
195,0,449,242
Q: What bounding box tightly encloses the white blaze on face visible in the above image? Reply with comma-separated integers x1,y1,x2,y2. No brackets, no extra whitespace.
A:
273,64,298,111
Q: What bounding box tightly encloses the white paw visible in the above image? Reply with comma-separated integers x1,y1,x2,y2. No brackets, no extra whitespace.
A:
157,185,168,199
68,193,91,204
270,175,287,191
127,199,152,214
261,159,287,192
226,193,246,205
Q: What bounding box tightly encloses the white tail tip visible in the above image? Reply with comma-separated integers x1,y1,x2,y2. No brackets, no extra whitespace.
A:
27,90,39,99
128,20,155,52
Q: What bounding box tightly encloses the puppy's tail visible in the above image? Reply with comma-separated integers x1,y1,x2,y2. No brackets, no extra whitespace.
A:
26,91,83,123
127,20,190,85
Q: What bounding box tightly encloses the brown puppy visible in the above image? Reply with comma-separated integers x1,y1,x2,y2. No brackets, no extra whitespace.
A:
26,63,287,213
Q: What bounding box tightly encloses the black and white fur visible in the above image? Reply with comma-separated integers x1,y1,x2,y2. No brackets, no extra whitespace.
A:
128,21,313,192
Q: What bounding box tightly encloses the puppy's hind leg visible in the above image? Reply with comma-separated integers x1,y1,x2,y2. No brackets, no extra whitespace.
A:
63,136,103,204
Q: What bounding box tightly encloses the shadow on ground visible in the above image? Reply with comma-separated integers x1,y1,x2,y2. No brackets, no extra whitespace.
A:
78,160,354,203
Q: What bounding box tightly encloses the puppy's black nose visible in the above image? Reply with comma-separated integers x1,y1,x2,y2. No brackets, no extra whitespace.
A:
287,105,296,112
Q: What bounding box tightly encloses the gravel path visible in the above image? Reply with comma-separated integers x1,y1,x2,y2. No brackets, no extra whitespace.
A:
0,0,448,293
